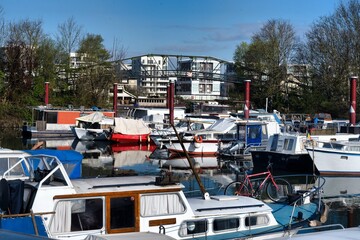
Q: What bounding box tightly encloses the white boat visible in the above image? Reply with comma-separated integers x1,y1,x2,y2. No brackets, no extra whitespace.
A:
0,154,322,239
71,112,114,141
306,139,360,176
251,132,360,175
166,115,282,158
151,116,219,146
271,224,360,240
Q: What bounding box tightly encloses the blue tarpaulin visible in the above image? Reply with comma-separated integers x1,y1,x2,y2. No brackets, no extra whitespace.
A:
24,149,83,179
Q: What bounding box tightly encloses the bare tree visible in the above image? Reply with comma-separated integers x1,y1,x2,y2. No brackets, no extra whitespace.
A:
56,17,82,54
4,19,45,104
234,19,298,112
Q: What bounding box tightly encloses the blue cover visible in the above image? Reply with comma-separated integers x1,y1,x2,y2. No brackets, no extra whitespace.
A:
0,216,48,238
24,149,83,179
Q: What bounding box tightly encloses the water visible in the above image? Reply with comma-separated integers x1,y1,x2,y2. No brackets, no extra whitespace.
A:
3,129,360,229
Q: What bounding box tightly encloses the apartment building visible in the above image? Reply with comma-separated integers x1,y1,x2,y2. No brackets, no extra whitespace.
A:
176,57,224,101
131,55,169,97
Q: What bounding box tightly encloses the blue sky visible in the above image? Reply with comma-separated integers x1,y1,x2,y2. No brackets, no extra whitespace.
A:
1,0,345,61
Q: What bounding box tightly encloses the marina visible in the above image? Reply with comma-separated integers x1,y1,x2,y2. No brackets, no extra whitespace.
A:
1,128,360,239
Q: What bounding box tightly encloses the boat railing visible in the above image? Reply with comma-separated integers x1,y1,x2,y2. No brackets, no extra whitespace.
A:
287,175,326,229
292,223,345,236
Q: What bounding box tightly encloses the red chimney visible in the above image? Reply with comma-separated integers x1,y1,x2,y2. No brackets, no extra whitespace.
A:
113,83,118,117
45,82,49,106
244,80,251,119
350,76,358,125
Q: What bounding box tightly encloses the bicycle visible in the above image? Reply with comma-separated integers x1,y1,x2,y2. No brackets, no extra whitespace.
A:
224,162,292,202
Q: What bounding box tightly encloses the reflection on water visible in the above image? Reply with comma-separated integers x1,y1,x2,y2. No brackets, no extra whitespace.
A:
3,130,360,228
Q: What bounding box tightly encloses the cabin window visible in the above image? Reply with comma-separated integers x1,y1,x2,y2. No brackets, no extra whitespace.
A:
0,157,25,176
110,196,135,229
50,198,104,233
46,112,58,123
283,139,294,151
140,193,186,217
270,134,279,151
179,219,208,237
213,217,240,232
244,214,269,227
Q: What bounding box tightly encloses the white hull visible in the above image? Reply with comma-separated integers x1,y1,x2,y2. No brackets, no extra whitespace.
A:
72,127,109,141
166,141,226,156
308,147,360,175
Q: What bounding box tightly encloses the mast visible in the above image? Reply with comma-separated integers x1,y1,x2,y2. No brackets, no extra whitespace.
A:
171,124,210,200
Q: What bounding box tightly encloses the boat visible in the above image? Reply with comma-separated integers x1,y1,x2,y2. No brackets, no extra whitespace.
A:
163,117,241,157
165,116,281,158
217,118,281,160
71,112,114,141
270,224,360,239
0,154,322,239
306,139,360,176
251,132,360,175
151,115,219,146
110,117,152,144
22,106,114,139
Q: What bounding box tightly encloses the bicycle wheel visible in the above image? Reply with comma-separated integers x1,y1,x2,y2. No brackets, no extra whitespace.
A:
266,178,292,202
224,181,251,197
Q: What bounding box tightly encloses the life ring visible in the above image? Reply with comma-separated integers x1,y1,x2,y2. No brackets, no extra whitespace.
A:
194,135,203,143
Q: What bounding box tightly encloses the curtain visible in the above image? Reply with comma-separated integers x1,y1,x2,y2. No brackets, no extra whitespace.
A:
50,201,72,232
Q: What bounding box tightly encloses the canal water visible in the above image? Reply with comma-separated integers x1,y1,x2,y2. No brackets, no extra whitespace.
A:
2,128,360,229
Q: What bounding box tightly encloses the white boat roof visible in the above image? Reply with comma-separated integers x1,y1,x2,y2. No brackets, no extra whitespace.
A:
273,226,360,239
187,195,272,217
71,175,183,194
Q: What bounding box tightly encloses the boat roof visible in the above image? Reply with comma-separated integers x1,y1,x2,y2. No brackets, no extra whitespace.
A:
85,232,176,240
273,226,360,239
187,195,272,217
70,175,184,194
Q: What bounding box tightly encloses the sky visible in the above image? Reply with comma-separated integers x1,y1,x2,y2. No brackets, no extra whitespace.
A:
0,0,347,61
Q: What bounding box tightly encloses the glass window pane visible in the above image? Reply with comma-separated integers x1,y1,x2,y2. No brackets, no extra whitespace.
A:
110,196,135,229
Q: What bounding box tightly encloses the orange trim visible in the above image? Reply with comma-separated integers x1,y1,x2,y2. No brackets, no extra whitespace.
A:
194,135,203,143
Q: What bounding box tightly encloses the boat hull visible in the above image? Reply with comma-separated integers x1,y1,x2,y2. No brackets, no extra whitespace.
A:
251,150,319,175
71,126,109,141
308,148,360,176
110,133,150,143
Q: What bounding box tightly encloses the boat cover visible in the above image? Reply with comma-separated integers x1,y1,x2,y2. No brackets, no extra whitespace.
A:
76,112,104,123
24,149,83,179
113,118,151,135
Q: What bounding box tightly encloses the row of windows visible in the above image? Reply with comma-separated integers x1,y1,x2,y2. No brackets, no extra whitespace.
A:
179,215,269,237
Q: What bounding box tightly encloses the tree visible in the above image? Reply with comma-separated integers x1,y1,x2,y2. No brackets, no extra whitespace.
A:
55,17,83,96
75,34,113,107
234,19,299,112
302,0,360,117
3,19,45,105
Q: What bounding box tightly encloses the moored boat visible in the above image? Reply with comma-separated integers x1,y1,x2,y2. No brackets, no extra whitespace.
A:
251,132,360,175
0,154,322,239
306,139,360,176
110,117,152,144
